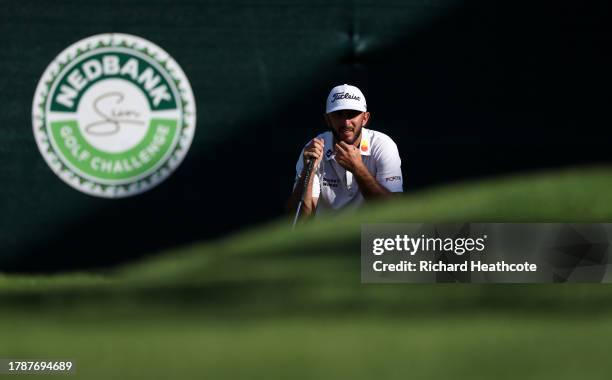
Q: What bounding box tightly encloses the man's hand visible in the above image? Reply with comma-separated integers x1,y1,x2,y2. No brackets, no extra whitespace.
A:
334,141,364,173
287,137,323,220
303,138,324,168
335,140,393,200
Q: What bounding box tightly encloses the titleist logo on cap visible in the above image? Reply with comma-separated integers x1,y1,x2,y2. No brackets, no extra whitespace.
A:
325,84,367,113
331,92,361,103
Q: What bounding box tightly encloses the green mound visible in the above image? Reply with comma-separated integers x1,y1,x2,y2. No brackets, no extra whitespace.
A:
123,164,612,286
2,165,612,379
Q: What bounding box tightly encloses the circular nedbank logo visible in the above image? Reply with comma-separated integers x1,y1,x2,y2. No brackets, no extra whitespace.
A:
32,33,196,198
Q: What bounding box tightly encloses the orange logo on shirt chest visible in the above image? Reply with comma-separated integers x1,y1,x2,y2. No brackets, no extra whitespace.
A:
360,140,369,152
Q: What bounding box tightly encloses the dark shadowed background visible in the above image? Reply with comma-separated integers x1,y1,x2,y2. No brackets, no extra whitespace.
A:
1,0,611,271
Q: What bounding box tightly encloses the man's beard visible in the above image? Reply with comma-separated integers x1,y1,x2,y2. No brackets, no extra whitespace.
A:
332,125,362,146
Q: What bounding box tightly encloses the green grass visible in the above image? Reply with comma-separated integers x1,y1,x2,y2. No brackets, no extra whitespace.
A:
3,314,612,380
2,165,612,379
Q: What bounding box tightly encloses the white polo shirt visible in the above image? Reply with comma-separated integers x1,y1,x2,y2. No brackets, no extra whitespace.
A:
294,128,403,215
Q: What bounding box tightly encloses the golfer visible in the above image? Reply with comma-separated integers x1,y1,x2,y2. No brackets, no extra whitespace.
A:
288,84,403,220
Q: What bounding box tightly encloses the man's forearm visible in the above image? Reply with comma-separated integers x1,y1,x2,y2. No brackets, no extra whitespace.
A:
287,166,317,217
352,164,392,199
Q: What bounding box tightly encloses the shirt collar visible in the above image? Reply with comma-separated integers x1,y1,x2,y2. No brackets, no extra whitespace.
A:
324,128,372,161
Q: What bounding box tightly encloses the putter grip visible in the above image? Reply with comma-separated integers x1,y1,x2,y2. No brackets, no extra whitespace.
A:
301,159,316,200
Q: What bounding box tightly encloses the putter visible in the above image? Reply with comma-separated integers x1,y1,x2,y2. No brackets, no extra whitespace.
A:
292,158,316,229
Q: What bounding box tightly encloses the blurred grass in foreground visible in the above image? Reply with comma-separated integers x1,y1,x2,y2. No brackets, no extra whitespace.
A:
2,165,612,379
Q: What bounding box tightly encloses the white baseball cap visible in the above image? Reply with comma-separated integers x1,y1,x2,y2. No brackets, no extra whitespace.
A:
325,84,367,114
